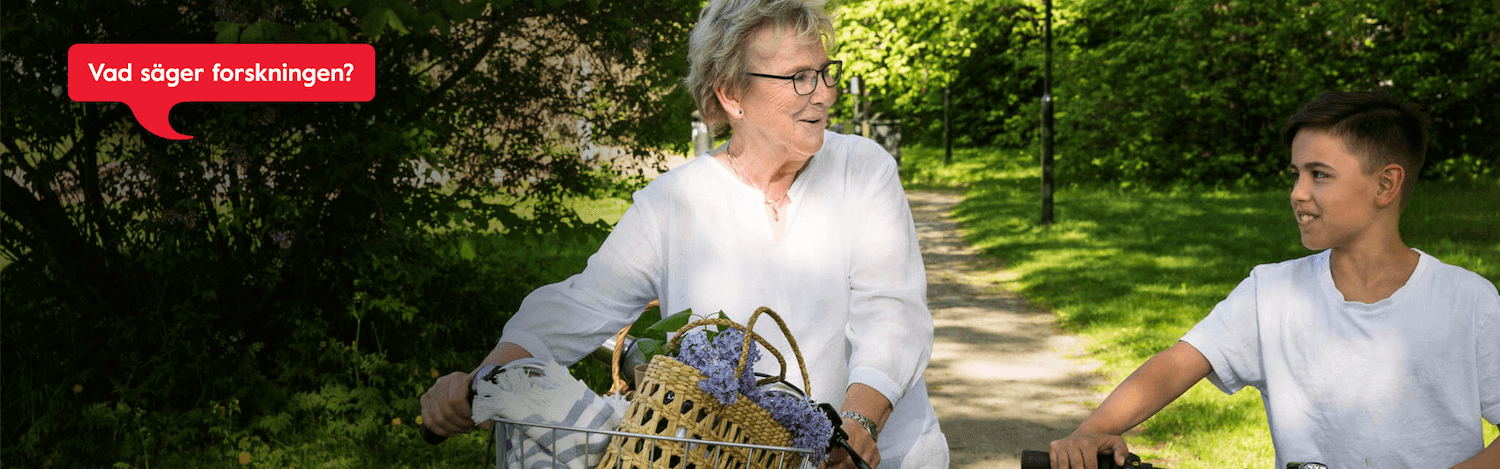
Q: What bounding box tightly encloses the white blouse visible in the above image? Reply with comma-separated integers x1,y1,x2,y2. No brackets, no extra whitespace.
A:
501,131,947,467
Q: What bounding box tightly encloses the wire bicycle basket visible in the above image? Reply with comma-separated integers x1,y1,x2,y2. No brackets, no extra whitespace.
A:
477,307,829,469
492,416,813,469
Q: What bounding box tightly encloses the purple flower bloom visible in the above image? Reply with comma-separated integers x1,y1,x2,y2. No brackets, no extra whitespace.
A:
674,328,760,406
673,326,830,464
753,391,832,465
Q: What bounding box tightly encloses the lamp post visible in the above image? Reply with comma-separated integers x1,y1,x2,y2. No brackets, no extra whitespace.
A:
944,85,952,164
1040,0,1055,226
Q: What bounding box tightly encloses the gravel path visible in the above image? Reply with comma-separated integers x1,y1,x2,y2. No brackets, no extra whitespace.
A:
908,190,1110,469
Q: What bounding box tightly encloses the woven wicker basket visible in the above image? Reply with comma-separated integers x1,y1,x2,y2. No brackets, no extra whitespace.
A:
595,307,812,469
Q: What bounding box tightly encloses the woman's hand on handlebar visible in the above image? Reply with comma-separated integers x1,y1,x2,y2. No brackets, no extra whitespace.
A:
420,371,481,437
421,342,535,439
825,417,880,469
1047,432,1129,469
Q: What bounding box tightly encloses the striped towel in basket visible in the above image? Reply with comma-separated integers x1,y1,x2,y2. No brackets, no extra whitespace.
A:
471,358,624,469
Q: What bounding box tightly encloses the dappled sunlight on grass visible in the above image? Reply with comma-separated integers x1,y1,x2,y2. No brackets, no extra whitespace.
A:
1404,181,1500,280
900,146,1037,190
1135,385,1272,467
902,144,1499,468
569,196,632,225
955,182,1303,357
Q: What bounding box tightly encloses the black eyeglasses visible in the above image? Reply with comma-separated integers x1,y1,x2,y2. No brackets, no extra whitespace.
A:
746,60,842,96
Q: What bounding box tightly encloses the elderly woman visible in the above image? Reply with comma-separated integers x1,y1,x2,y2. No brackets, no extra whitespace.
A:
421,0,948,467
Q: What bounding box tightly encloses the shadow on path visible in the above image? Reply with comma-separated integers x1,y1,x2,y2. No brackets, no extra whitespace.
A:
910,190,1111,469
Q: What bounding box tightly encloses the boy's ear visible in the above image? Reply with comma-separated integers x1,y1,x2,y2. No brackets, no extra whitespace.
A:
1374,163,1404,208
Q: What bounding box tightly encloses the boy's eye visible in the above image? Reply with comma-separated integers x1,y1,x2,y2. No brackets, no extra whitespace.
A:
1312,171,1329,179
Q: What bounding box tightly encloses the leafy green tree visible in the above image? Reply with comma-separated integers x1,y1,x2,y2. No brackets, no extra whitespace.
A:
2,0,695,464
1055,0,1499,186
835,0,1045,147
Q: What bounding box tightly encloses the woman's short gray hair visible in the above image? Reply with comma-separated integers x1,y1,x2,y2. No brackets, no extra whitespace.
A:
686,0,835,136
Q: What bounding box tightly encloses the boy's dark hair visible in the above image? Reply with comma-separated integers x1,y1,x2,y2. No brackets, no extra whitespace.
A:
1282,90,1432,208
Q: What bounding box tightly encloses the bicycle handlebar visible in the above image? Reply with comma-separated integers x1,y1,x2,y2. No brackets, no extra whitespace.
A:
420,424,448,445
818,402,873,469
1022,449,1327,469
1020,449,1159,469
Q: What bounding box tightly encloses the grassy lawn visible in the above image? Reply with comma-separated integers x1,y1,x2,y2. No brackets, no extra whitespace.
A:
899,144,1500,467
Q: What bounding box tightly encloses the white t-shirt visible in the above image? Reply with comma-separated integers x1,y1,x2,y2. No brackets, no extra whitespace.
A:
1182,249,1500,468
501,131,948,468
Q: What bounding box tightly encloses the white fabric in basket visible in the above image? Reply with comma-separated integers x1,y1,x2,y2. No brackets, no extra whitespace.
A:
472,358,622,469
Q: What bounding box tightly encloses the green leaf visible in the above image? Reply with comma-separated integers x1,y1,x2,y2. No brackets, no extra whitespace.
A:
240,23,263,43
327,0,351,9
459,238,477,260
384,9,408,34
214,22,241,44
638,339,665,357
362,7,389,38
645,309,693,338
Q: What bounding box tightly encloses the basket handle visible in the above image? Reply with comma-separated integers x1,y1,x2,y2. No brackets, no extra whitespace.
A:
667,316,789,386
607,325,632,396
743,307,812,396
665,307,812,397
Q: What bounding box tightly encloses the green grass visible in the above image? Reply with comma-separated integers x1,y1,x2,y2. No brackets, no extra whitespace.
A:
899,144,1500,467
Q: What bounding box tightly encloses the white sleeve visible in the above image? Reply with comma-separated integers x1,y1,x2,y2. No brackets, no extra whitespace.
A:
1476,281,1500,425
1181,270,1265,395
844,147,932,406
500,194,663,366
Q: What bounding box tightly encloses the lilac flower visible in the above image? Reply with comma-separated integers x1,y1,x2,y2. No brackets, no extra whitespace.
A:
753,391,832,465
674,326,831,465
675,328,760,406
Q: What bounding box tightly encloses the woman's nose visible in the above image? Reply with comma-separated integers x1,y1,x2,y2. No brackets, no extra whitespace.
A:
810,77,836,107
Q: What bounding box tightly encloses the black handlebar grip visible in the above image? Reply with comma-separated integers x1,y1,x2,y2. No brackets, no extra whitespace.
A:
1020,450,1149,469
420,424,447,445
1020,450,1052,469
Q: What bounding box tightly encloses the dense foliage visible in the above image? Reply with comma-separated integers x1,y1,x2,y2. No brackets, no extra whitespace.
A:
2,0,694,466
836,0,1047,148
839,0,1496,185
1056,0,1500,186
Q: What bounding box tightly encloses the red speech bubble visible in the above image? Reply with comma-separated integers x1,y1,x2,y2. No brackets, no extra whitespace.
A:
69,44,374,140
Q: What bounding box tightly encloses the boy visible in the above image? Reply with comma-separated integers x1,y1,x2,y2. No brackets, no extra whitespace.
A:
1048,91,1500,469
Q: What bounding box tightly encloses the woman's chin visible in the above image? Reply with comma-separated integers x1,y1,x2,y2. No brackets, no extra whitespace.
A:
793,129,825,155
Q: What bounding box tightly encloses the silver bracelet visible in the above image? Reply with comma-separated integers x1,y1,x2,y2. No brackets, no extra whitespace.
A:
839,410,879,442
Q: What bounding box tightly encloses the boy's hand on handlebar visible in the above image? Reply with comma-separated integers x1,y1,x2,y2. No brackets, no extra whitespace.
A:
419,371,481,437
1048,432,1129,469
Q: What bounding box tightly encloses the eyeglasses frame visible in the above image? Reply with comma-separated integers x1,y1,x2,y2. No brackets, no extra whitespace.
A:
745,60,843,96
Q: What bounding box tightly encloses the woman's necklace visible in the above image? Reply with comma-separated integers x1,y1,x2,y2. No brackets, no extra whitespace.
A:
726,148,791,222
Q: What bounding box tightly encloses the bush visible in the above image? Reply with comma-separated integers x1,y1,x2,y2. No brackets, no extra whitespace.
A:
2,0,687,465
